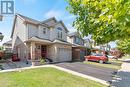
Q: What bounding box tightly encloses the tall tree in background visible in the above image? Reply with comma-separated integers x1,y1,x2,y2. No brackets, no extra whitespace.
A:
66,0,130,45
117,39,130,54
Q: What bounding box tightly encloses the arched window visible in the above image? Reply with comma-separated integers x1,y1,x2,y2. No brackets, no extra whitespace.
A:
57,27,62,39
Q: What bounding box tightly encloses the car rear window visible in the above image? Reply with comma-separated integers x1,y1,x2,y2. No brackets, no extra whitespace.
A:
95,54,103,56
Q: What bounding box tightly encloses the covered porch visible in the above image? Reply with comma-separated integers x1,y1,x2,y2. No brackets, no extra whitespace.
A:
14,37,72,66
25,37,55,65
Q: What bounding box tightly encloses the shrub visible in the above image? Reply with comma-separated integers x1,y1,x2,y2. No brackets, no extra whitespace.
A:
2,53,13,60
40,57,45,64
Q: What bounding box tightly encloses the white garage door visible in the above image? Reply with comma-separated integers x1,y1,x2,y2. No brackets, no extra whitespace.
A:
58,48,71,62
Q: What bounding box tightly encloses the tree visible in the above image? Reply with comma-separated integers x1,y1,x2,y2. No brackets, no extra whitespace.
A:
66,0,130,45
117,39,130,54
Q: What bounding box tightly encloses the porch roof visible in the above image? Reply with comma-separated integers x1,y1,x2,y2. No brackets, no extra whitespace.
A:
53,39,72,45
72,43,86,48
25,37,72,45
25,37,53,44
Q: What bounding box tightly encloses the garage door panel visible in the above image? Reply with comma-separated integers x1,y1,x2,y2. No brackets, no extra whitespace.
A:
58,48,71,62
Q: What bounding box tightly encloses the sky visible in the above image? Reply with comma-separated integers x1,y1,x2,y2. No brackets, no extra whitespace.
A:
0,0,116,48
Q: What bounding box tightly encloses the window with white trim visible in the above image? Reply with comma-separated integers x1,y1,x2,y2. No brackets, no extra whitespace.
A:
43,28,46,34
57,27,62,39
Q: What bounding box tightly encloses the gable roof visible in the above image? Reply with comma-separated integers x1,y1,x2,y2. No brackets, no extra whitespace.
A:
11,14,50,38
41,17,57,23
11,14,69,38
42,17,69,32
16,14,50,27
68,32,77,37
58,21,69,32
3,40,12,45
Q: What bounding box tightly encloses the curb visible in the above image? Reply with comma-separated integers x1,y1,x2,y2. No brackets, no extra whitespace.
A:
0,65,109,86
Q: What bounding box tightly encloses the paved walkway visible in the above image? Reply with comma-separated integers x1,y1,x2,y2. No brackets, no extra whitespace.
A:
111,59,130,87
1,60,32,70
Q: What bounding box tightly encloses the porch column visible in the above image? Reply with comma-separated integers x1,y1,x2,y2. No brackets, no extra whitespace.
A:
30,42,35,66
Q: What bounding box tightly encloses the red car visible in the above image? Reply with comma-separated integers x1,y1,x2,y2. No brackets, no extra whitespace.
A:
84,53,108,63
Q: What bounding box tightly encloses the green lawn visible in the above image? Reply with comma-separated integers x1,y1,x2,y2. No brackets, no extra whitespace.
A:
84,59,122,70
0,67,106,87
122,56,130,60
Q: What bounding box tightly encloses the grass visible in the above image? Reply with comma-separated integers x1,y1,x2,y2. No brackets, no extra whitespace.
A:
0,67,106,87
84,59,122,70
121,55,130,60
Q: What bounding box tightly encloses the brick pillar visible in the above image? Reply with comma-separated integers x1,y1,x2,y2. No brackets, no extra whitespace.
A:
30,42,35,66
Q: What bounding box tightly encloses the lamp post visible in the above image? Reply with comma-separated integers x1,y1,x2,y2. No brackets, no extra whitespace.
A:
0,32,4,42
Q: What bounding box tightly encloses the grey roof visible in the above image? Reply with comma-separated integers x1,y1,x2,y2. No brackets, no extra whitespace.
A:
41,17,57,23
3,40,12,45
72,43,86,48
17,14,50,27
25,36,71,45
11,13,69,37
68,32,78,37
83,38,90,42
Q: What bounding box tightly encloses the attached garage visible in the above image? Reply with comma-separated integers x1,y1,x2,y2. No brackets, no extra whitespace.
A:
57,48,71,62
46,40,72,63
54,43,72,62
72,46,87,61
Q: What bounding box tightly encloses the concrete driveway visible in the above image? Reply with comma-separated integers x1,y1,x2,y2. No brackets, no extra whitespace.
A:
56,62,117,82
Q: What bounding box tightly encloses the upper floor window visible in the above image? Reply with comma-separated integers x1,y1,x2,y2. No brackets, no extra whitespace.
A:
75,37,83,45
57,27,62,39
43,28,46,34
75,37,80,44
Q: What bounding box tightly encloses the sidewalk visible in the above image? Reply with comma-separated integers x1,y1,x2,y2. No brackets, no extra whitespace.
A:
111,59,130,87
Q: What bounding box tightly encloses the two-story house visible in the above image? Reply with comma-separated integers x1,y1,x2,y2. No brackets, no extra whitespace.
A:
3,40,12,53
11,14,72,65
67,32,87,61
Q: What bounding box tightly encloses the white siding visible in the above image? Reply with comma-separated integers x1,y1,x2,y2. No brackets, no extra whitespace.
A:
50,28,57,41
28,24,38,38
53,23,67,41
12,16,27,49
38,26,50,39
67,36,74,44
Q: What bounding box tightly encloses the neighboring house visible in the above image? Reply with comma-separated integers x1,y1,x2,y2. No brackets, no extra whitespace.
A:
3,40,12,53
11,14,72,64
67,32,87,61
84,38,91,48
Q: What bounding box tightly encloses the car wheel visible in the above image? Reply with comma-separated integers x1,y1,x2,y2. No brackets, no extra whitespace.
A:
99,60,104,64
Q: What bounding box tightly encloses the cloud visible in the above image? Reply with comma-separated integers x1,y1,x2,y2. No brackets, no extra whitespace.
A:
44,10,63,19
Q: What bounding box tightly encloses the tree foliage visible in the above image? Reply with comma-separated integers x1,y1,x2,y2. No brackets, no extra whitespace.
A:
117,39,130,54
66,0,130,45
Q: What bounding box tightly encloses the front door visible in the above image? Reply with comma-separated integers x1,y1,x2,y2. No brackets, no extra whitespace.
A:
41,45,47,58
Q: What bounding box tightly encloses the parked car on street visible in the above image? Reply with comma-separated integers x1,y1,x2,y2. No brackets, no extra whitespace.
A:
107,55,115,59
84,53,108,63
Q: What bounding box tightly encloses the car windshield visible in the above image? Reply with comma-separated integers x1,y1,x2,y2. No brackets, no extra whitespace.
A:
91,53,103,56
